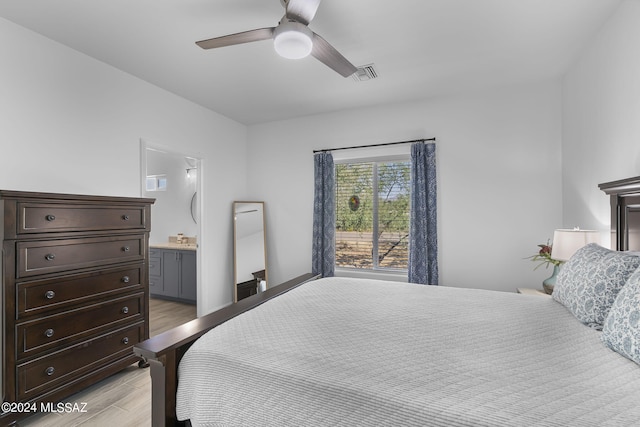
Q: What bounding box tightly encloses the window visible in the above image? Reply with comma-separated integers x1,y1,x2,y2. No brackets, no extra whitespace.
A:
146,175,167,191
335,158,411,271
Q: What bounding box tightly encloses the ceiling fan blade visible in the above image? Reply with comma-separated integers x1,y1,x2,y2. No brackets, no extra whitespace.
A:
311,33,357,77
285,0,322,25
196,27,275,50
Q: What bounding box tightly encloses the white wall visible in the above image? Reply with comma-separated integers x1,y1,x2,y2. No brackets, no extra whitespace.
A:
247,81,564,293
0,17,248,315
562,0,640,238
7,0,629,309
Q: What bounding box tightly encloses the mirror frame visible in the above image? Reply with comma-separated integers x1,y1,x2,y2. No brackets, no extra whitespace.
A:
233,201,268,302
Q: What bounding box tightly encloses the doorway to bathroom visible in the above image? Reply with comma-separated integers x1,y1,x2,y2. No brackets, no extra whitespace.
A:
140,139,202,332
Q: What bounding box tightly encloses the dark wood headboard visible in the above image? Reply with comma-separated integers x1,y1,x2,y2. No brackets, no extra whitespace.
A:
599,176,640,251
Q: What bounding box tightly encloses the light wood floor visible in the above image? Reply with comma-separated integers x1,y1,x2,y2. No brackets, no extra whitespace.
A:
17,298,197,427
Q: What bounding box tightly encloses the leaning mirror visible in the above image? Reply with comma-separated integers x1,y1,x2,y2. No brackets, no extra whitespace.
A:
233,201,267,302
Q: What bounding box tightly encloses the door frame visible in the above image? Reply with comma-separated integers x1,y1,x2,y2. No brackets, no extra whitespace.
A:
139,138,203,316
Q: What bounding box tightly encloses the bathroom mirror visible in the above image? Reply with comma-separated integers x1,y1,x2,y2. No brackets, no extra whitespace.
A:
233,201,267,302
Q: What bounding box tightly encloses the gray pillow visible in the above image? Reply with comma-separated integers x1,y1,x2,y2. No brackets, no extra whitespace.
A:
552,243,640,329
601,268,640,365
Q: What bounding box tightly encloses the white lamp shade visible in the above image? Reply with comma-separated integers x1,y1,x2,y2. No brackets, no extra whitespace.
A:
273,21,313,59
550,229,600,261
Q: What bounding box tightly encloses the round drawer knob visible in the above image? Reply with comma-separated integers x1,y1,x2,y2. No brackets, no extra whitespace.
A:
122,337,129,345
121,306,129,314
44,328,54,338
122,246,130,252
122,214,129,221
45,366,55,376
44,253,55,261
122,276,130,284
45,214,56,222
45,290,56,300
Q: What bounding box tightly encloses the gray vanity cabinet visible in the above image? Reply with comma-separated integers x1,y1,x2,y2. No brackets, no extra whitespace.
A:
149,248,196,304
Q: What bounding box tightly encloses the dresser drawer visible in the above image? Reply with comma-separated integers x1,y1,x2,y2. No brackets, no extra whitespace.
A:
16,322,144,401
17,202,147,234
16,292,144,357
17,265,143,318
17,235,145,278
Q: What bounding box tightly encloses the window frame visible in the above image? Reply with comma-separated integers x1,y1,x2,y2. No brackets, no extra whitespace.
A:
334,154,411,275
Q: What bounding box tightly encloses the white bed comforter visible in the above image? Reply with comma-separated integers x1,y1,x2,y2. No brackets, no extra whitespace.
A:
177,277,640,426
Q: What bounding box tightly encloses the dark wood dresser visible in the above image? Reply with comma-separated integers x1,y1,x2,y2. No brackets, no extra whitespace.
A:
0,190,154,425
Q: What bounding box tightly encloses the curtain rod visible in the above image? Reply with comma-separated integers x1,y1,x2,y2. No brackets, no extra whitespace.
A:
313,137,436,154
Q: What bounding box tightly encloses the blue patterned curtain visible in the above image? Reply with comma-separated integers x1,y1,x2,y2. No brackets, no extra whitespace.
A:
312,152,335,277
409,142,438,285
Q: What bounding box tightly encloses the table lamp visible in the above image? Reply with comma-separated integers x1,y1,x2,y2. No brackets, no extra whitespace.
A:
544,228,600,294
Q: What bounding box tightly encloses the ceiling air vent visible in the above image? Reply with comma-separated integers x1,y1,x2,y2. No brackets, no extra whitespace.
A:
352,63,379,82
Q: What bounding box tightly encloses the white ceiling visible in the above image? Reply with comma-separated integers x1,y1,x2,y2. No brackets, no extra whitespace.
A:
0,0,623,125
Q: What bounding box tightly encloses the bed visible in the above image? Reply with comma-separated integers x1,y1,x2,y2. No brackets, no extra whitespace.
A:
134,176,640,426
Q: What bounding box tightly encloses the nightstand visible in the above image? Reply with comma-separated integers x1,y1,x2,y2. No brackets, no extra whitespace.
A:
517,288,550,296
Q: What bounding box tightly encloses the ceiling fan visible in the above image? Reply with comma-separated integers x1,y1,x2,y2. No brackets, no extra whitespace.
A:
195,0,357,77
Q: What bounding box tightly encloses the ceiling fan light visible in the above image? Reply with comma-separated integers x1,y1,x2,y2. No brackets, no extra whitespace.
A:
273,21,313,59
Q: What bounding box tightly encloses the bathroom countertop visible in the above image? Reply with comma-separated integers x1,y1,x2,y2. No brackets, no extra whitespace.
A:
150,243,197,251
